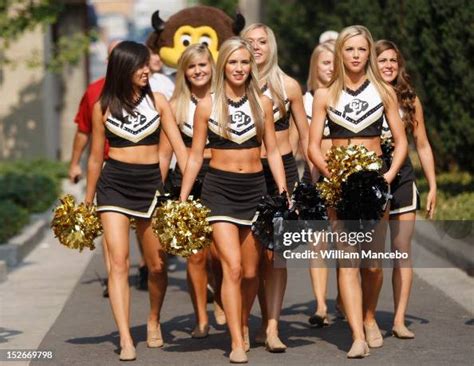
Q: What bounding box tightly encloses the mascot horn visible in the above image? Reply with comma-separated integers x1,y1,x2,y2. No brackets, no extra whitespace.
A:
149,6,245,68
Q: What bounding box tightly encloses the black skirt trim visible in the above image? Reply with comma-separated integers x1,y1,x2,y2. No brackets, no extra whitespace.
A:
390,181,420,215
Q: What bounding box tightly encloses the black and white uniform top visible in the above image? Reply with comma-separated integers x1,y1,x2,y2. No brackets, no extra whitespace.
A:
105,94,160,147
326,79,384,138
179,96,210,147
304,90,330,138
97,94,163,219
262,82,291,131
380,109,403,140
207,94,261,149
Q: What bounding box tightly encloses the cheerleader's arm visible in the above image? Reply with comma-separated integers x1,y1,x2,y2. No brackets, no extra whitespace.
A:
308,88,330,178
262,96,288,194
85,102,105,205
413,96,437,218
179,96,211,201
154,92,188,174
384,88,408,184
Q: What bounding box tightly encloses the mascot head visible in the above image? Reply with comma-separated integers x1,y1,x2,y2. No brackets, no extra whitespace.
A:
150,5,245,68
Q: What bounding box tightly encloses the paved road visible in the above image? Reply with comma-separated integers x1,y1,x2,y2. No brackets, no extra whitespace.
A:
25,238,473,366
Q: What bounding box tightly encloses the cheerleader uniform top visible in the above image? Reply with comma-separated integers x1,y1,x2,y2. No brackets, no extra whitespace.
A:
303,90,330,138
105,95,160,147
326,79,384,138
207,95,261,149
179,96,209,147
380,109,405,140
262,83,291,131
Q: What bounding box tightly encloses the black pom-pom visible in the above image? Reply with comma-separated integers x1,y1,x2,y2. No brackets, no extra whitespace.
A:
336,170,390,222
251,191,297,251
381,138,394,170
292,182,328,221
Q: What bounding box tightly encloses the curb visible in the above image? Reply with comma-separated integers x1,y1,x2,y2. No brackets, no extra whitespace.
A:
0,260,7,283
0,206,53,280
0,179,85,282
414,219,474,276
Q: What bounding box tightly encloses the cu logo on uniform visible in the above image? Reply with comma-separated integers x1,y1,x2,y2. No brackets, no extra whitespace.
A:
343,98,368,117
230,111,251,128
127,112,147,128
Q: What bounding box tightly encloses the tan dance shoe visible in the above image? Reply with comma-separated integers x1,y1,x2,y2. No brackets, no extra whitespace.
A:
147,324,163,348
119,345,136,361
364,322,384,348
265,334,287,353
392,324,415,339
347,340,370,358
229,348,248,363
214,301,227,325
243,327,250,352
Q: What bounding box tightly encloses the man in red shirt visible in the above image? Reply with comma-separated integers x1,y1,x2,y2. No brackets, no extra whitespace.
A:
68,77,107,183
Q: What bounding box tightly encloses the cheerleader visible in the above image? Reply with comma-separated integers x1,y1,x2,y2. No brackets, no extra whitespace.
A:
85,41,188,361
303,40,335,327
159,44,224,337
376,39,437,338
308,26,408,358
179,37,287,363
242,23,310,352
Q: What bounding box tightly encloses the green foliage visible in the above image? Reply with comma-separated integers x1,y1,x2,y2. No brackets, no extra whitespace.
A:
0,0,62,44
412,152,474,219
0,200,29,244
0,159,68,181
401,0,474,172
199,0,239,15
417,171,474,220
263,0,474,172
0,160,66,243
0,172,57,213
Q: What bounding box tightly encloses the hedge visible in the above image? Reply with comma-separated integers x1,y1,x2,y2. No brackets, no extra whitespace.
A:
0,160,67,243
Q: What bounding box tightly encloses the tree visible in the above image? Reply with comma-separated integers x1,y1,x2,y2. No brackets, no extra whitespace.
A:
200,0,239,15
263,0,473,172
0,0,93,72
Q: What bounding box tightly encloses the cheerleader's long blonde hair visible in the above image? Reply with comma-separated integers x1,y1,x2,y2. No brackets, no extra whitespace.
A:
307,41,335,91
241,23,287,118
213,37,265,140
171,44,215,128
328,25,393,109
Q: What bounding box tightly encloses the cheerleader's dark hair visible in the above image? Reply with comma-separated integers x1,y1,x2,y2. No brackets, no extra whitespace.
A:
375,40,417,133
100,41,155,119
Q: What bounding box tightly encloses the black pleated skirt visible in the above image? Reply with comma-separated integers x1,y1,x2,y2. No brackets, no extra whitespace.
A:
262,152,299,195
201,167,266,226
389,157,420,215
96,158,163,219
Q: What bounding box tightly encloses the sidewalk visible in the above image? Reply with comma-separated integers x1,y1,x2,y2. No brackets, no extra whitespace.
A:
28,242,473,365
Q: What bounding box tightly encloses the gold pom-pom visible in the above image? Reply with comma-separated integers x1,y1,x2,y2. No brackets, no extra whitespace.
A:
152,199,212,258
317,144,382,207
51,194,103,251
